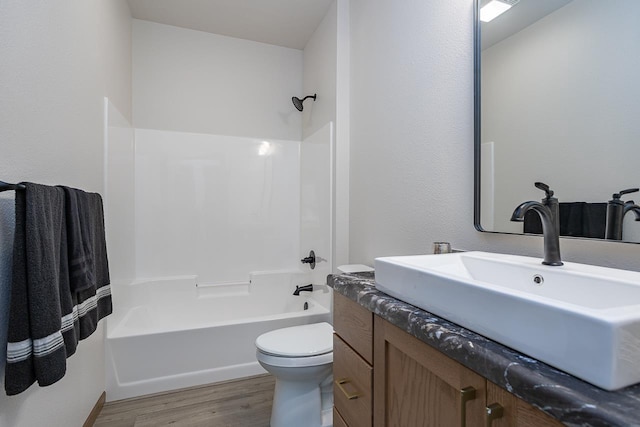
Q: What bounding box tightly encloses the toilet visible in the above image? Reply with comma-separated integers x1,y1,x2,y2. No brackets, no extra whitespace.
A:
256,322,334,427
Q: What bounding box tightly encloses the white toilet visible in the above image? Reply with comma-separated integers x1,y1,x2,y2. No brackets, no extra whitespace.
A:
255,322,334,427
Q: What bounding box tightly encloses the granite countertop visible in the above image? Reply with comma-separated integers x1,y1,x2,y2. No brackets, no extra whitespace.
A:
329,272,640,427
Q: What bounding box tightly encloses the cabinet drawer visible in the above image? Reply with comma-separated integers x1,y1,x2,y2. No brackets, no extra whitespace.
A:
333,292,373,364
334,335,372,427
334,407,348,427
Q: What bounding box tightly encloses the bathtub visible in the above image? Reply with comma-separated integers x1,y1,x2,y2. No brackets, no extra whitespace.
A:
105,270,332,401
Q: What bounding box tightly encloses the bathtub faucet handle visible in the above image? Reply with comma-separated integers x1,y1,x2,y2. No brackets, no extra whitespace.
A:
300,250,316,270
293,284,314,296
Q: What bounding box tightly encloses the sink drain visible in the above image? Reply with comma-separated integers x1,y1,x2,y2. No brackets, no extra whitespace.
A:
532,274,544,285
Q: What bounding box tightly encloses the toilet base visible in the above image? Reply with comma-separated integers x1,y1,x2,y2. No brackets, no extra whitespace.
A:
254,323,335,427
321,407,333,427
259,362,333,427
270,376,333,427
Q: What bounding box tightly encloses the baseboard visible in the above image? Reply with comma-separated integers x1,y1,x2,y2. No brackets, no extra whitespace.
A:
83,391,106,427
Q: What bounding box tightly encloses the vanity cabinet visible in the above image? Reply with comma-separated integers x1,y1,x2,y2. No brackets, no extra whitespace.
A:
333,292,563,427
373,315,485,427
373,317,562,427
484,381,561,427
333,407,349,427
333,292,373,427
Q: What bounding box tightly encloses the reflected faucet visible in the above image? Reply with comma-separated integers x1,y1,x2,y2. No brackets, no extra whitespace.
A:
625,201,640,221
605,189,640,240
511,183,563,266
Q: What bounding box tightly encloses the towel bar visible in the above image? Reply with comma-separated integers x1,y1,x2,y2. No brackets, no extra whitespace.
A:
0,181,26,193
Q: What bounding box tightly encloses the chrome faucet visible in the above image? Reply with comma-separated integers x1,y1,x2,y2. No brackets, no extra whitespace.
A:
511,183,563,266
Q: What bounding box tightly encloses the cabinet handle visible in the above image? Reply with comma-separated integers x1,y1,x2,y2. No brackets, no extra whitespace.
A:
485,403,504,427
335,378,360,400
459,386,477,427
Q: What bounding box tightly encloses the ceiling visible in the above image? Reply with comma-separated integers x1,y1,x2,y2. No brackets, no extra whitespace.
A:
127,0,334,50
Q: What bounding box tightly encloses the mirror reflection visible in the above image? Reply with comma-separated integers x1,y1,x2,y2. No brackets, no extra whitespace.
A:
476,0,640,242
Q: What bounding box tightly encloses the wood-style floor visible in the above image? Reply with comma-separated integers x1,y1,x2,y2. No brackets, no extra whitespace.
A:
94,375,275,427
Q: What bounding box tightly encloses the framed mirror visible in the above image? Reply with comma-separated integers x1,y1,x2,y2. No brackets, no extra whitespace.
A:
474,0,640,243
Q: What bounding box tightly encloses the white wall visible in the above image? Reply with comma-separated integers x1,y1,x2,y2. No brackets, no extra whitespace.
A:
132,20,313,282
303,1,338,140
133,19,303,140
300,123,334,284
134,129,301,284
0,1,131,426
334,0,351,271
482,0,640,238
348,0,640,271
105,99,136,283
303,0,352,270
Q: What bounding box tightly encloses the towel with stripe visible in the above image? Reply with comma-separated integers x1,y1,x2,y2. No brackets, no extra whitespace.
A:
5,183,112,396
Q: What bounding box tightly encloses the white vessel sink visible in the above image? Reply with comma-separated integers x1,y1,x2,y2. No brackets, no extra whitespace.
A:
374,251,640,390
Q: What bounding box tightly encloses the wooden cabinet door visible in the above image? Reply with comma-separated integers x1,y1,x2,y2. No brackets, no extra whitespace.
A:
485,381,563,427
374,316,485,427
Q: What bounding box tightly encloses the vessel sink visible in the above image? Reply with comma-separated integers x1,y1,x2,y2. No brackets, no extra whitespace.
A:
374,251,640,390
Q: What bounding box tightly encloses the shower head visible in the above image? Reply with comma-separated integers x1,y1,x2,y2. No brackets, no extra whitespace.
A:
292,94,317,111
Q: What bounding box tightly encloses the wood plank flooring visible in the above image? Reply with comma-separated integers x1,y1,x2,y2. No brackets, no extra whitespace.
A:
94,375,275,427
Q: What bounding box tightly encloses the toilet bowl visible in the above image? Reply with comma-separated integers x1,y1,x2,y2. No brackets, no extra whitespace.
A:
256,322,334,427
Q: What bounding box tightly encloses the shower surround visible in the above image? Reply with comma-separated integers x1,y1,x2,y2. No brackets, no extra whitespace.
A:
134,128,302,283
105,123,334,400
103,17,337,401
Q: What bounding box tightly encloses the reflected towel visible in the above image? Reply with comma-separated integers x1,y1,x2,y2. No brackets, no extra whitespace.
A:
524,202,606,238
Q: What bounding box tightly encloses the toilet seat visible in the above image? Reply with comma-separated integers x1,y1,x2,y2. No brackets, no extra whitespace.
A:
256,350,333,368
256,322,333,357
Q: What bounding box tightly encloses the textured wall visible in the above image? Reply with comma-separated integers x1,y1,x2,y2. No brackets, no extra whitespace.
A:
132,19,303,141
302,1,337,140
348,0,640,270
303,0,353,270
0,1,132,426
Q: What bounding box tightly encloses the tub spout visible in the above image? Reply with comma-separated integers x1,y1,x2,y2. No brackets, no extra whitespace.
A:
293,284,313,296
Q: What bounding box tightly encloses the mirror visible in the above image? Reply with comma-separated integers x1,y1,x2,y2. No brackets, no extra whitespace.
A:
474,0,640,243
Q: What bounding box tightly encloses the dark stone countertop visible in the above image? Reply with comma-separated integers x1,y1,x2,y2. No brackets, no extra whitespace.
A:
329,271,640,427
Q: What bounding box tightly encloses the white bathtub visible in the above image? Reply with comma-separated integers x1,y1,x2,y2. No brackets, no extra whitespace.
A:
105,271,332,401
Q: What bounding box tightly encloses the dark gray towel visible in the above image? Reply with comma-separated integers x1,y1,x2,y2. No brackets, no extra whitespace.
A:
61,187,96,293
5,183,68,395
524,202,607,238
60,187,112,340
5,184,112,396
560,202,606,238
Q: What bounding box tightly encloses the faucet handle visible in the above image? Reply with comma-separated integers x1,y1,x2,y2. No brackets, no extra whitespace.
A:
534,182,554,199
615,188,640,199
300,250,316,270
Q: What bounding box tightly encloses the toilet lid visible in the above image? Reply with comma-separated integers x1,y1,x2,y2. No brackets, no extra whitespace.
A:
256,322,333,357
